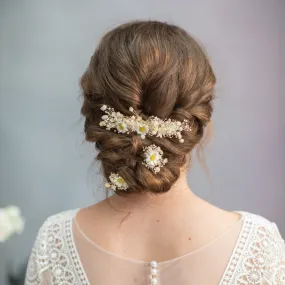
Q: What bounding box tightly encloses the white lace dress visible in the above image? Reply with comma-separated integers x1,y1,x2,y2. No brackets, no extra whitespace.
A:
24,210,285,285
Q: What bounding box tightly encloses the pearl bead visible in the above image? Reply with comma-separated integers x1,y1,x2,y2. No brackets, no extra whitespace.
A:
151,278,157,285
151,268,157,276
151,261,158,268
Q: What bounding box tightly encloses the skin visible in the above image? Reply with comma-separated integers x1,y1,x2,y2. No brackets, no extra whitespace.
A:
76,166,241,263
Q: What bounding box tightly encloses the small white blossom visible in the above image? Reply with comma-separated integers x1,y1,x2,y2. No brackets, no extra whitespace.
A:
100,105,107,111
0,206,25,243
154,167,160,173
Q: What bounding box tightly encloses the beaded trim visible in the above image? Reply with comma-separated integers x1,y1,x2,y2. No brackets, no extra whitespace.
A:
150,261,158,285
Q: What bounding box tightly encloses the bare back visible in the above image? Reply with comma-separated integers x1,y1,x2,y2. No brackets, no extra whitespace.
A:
75,194,243,268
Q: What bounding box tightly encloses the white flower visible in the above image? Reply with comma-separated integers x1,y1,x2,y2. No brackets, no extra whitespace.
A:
116,121,128,133
0,205,25,243
154,167,160,173
100,105,107,111
145,148,162,166
143,144,167,174
136,124,149,138
108,173,129,191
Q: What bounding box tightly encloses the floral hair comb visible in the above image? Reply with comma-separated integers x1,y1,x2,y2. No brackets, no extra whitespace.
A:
99,105,191,143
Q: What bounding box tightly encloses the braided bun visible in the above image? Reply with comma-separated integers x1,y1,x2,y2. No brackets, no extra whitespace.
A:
81,21,215,195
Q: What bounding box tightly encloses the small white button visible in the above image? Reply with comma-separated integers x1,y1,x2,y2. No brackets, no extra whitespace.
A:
151,278,157,285
151,261,158,268
151,268,157,276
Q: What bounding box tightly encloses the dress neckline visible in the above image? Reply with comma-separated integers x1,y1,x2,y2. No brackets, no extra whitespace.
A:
72,209,246,265
64,210,253,285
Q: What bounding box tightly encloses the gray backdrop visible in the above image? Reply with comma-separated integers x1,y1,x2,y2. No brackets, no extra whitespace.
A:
0,0,284,283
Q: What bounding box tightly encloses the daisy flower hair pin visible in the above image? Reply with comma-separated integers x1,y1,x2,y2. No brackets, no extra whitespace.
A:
105,173,129,191
143,144,168,174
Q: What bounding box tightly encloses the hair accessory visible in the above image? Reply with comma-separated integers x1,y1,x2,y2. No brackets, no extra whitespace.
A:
105,173,128,191
99,105,191,143
143,144,168,174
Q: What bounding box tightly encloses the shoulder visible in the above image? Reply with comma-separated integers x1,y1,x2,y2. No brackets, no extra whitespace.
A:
241,211,284,250
234,211,285,284
241,211,284,239
33,209,78,252
35,209,77,234
25,209,81,284
38,208,78,233
41,209,78,226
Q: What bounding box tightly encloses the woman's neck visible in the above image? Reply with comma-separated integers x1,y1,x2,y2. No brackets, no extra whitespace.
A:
107,170,206,216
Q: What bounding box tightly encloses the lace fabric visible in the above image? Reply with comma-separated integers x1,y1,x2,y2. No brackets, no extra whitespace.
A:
24,210,285,285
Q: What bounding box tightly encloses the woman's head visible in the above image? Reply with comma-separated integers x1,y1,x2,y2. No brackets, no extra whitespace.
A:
81,21,215,195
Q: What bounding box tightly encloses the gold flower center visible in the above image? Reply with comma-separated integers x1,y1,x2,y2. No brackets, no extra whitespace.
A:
118,123,125,130
150,154,156,161
117,177,124,184
139,126,146,133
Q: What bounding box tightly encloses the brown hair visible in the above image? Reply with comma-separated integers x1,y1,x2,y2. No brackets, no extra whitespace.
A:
81,21,215,195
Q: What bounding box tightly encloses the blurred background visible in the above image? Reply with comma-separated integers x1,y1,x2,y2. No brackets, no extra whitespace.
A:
0,0,284,284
